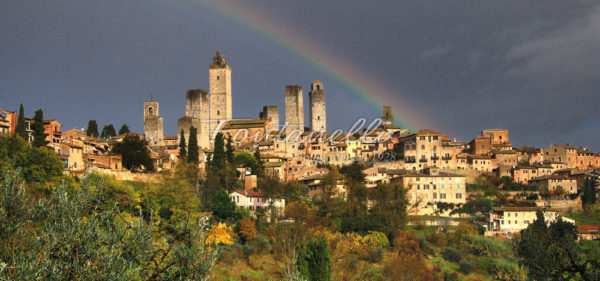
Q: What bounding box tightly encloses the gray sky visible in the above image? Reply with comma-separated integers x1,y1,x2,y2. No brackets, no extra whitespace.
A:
1,0,599,151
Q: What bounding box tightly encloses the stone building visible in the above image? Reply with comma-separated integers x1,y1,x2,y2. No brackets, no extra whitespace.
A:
309,80,326,132
481,129,510,147
396,129,443,171
382,106,393,126
143,100,164,148
260,105,279,132
209,50,232,134
0,109,16,135
543,144,577,168
284,84,304,137
178,89,210,149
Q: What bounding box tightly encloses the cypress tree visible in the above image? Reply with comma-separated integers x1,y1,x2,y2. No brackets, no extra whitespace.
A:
31,109,49,148
210,133,225,170
187,126,199,164
225,136,234,164
297,237,332,281
253,147,265,177
118,124,130,135
15,103,27,139
583,178,597,206
178,129,187,161
87,120,99,137
101,124,116,139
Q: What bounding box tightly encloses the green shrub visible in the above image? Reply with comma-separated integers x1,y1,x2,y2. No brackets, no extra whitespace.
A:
459,259,474,274
442,247,461,263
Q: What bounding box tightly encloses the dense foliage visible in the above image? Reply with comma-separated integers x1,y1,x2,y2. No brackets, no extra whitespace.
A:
112,134,154,172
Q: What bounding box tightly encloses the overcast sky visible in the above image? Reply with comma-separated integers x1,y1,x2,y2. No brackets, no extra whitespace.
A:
1,0,599,151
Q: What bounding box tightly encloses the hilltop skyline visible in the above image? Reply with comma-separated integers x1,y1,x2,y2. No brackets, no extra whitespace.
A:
1,0,599,151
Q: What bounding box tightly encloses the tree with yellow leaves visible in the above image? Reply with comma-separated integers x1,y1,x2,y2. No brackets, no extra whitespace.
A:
205,222,234,246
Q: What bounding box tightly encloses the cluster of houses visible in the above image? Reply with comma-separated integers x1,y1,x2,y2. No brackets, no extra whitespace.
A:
2,52,599,236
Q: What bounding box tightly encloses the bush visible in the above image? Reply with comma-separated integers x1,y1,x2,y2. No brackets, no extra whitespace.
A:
459,259,474,274
442,247,462,263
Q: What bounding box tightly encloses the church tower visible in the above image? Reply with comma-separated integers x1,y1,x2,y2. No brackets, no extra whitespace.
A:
382,105,393,126
143,100,164,148
309,80,326,132
285,84,304,136
209,50,232,134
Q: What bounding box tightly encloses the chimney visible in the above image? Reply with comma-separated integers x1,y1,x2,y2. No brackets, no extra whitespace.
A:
244,175,257,193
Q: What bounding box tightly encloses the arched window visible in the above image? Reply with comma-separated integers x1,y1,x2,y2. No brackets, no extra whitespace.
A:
217,110,220,116
149,107,154,116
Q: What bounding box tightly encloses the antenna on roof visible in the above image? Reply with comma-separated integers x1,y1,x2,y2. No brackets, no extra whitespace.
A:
150,94,153,101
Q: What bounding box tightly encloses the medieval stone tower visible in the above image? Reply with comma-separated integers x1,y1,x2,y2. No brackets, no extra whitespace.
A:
260,105,279,132
382,105,393,126
178,89,210,149
209,50,232,133
309,80,326,132
143,100,164,148
285,85,304,136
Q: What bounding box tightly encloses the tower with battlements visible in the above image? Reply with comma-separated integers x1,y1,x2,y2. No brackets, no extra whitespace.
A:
260,105,279,132
285,85,304,136
309,80,326,132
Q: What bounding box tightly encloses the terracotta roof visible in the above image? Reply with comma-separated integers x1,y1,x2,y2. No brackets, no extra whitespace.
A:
577,225,600,232
493,206,560,212
415,129,441,136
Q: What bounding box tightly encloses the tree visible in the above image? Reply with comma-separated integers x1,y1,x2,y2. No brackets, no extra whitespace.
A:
368,183,408,238
515,210,600,280
100,124,116,139
238,217,257,242
118,124,130,135
178,129,187,161
31,109,48,148
225,136,234,164
0,171,221,280
211,188,237,222
0,134,63,184
582,178,597,206
187,126,199,164
296,237,332,281
86,120,99,137
253,147,265,177
14,103,26,139
112,134,154,172
209,133,225,170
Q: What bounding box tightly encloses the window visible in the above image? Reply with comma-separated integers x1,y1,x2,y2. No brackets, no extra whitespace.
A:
440,193,446,199
441,184,445,190
421,145,425,150
456,193,462,199
217,110,220,116
433,193,437,199
149,107,154,116
457,184,460,189
424,184,429,190
217,75,220,80
417,184,420,190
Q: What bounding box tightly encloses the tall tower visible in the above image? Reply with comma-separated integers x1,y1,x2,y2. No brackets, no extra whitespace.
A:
260,105,279,132
285,84,304,136
309,80,326,132
179,89,210,148
209,50,232,134
143,100,164,147
382,105,393,126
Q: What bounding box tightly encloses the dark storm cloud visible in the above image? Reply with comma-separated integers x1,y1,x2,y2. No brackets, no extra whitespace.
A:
0,0,598,150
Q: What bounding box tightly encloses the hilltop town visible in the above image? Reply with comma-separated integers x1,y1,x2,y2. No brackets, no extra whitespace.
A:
1,51,599,280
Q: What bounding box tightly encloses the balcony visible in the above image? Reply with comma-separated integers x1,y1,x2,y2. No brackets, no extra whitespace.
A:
431,156,440,160
405,158,416,163
442,155,452,160
419,158,428,163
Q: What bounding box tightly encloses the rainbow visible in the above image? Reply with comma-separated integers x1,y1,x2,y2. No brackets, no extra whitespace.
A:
184,0,432,130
